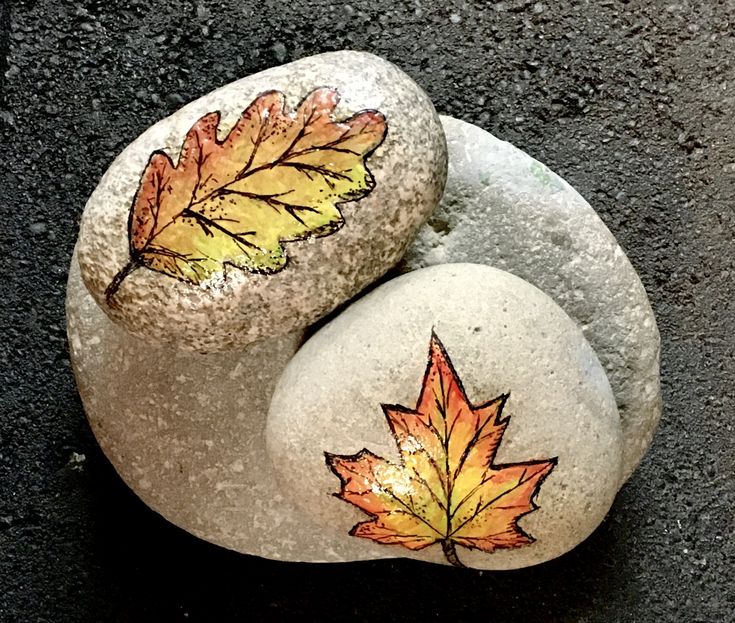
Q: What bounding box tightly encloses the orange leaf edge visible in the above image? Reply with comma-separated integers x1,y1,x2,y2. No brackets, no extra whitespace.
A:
325,331,558,569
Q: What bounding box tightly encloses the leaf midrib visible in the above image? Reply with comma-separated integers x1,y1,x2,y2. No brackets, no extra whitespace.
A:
143,136,362,254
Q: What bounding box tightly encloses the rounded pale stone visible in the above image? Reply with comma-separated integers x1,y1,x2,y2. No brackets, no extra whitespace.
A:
402,116,661,483
77,51,447,353
267,264,623,570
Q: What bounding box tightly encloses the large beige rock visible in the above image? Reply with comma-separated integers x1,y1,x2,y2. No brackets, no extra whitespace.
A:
77,51,447,353
66,253,327,560
402,116,661,482
267,264,623,570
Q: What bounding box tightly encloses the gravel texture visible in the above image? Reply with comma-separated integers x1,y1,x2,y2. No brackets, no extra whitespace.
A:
1,1,733,621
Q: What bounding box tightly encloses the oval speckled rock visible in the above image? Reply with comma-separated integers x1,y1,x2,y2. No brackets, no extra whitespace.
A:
77,51,447,353
402,116,660,483
266,264,623,570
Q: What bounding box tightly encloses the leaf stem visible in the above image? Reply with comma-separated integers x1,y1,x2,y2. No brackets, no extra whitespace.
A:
105,256,141,303
441,539,466,568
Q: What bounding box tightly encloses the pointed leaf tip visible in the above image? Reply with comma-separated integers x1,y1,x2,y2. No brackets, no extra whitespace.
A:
326,332,557,567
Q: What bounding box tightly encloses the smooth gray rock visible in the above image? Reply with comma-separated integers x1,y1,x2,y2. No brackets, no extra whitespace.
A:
402,116,661,483
267,264,622,570
77,51,447,353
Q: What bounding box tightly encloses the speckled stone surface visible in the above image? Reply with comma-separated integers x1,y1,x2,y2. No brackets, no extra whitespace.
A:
267,264,623,570
77,51,447,353
66,252,331,560
402,117,661,483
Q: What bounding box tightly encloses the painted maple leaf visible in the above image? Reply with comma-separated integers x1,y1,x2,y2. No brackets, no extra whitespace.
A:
325,332,557,568
105,87,386,301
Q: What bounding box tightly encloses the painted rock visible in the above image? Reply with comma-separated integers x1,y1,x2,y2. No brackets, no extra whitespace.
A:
267,264,623,570
77,51,447,353
402,116,660,483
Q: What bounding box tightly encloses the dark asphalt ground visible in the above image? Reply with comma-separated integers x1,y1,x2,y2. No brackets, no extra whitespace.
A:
1,1,733,621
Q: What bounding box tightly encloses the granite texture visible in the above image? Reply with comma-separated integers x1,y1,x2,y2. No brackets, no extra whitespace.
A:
1,1,733,621
403,116,661,483
268,264,622,570
77,51,447,352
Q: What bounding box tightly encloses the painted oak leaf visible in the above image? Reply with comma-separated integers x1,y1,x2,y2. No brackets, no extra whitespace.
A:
105,87,387,300
325,332,557,568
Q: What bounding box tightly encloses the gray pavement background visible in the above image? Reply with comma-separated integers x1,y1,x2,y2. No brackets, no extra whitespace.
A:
0,1,733,621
